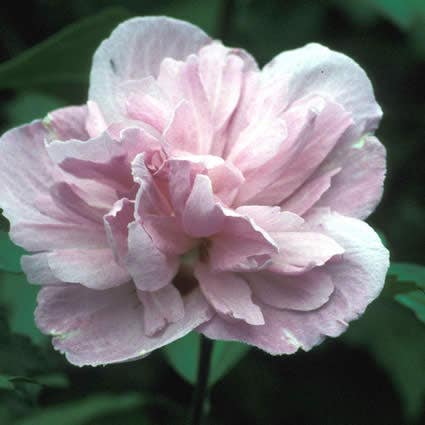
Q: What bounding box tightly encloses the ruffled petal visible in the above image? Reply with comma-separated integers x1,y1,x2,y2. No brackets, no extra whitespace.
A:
89,16,210,123
314,135,386,219
195,264,264,325
126,221,179,291
47,248,129,289
137,285,185,336
36,284,213,366
262,42,382,137
200,210,388,354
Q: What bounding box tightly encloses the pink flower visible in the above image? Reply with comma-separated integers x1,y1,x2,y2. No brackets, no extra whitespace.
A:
0,17,389,366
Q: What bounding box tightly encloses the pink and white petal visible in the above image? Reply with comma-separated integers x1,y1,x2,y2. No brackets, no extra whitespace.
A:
21,253,63,285
202,210,389,355
0,122,105,251
198,42,245,132
246,269,334,311
86,101,107,138
47,248,130,289
280,167,341,216
45,105,89,141
208,161,244,206
36,284,213,366
263,43,382,137
132,154,173,217
126,221,179,291
238,98,352,205
125,78,172,132
269,232,344,274
142,214,195,255
208,209,278,272
314,135,386,219
236,206,304,233
104,198,134,263
195,264,264,326
182,174,225,237
163,100,201,154
227,116,287,174
89,16,210,124
137,285,185,336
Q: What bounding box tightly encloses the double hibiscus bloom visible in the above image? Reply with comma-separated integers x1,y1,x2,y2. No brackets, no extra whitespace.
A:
0,17,388,366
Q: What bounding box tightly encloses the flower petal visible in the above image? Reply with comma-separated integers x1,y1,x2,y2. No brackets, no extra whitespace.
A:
126,221,179,291
246,269,334,311
263,42,382,137
89,17,210,123
47,248,130,289
137,285,185,336
314,135,386,219
200,210,388,354
36,284,213,366
195,264,264,325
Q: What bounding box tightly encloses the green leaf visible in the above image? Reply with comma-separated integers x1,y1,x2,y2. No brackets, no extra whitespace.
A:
14,393,145,425
209,339,250,386
343,297,425,420
163,333,249,386
0,7,131,91
163,332,200,384
388,262,425,289
395,290,425,324
0,232,25,273
364,0,425,29
0,271,42,343
3,91,65,129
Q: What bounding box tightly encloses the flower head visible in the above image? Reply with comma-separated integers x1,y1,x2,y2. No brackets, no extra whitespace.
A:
0,17,389,366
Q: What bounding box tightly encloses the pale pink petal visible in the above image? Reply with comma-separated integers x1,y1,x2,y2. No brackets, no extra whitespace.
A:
86,101,107,137
47,248,130,289
198,42,244,131
236,98,352,205
182,174,225,237
137,285,185,336
36,284,213,366
280,167,341,216
89,17,210,124
236,206,304,233
142,214,195,255
269,231,344,274
0,122,108,251
46,105,89,141
314,135,386,219
21,253,63,285
195,264,264,326
227,116,287,174
104,198,134,263
132,154,173,216
208,209,278,272
263,42,382,137
125,77,171,132
246,269,334,311
126,221,179,291
200,210,388,354
163,100,201,154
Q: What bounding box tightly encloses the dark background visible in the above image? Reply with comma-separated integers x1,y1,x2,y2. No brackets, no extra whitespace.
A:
0,1,424,424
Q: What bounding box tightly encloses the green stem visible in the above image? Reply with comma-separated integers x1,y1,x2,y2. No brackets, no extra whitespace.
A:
189,335,214,425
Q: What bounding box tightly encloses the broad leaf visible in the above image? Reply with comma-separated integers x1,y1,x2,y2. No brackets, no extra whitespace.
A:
0,7,131,90
0,271,42,343
344,297,425,420
14,394,145,425
0,232,25,273
164,332,250,386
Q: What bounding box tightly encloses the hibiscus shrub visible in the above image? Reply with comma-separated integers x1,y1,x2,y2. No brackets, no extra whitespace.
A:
0,1,424,425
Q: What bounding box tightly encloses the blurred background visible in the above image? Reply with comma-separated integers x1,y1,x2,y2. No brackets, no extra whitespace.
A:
0,1,424,424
